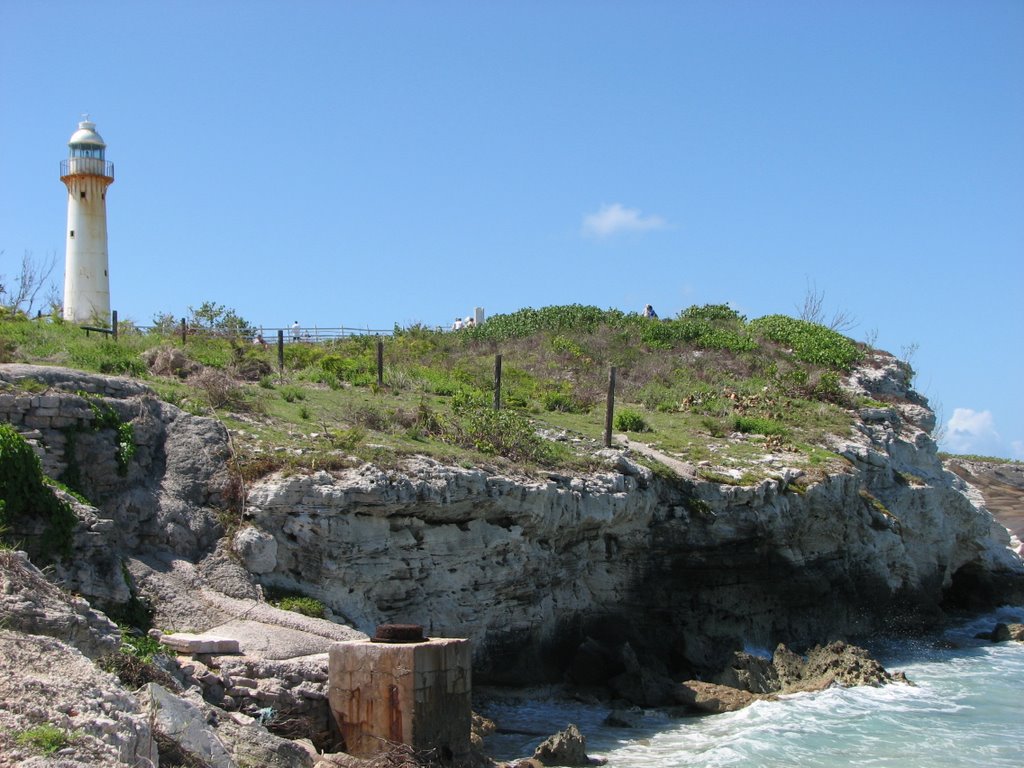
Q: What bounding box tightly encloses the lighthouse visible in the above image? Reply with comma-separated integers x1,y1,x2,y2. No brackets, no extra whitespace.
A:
60,118,114,325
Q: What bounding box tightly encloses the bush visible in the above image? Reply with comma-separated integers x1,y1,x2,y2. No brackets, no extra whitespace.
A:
701,417,729,438
276,596,325,618
278,385,305,403
541,390,587,413
614,409,649,433
187,301,254,338
15,724,76,756
0,423,76,562
733,415,787,436
677,303,747,323
265,587,326,618
320,355,375,387
750,315,862,370
192,369,247,410
462,304,626,343
448,401,555,464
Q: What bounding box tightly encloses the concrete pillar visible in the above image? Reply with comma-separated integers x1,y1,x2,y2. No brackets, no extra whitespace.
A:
328,627,472,762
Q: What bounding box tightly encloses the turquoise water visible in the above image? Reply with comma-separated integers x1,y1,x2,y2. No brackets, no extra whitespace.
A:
480,606,1024,767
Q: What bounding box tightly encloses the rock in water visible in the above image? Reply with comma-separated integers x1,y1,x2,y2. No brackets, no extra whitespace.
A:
673,680,770,714
991,622,1024,642
533,724,600,766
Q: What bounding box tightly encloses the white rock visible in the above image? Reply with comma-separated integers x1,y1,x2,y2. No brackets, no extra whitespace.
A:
234,525,279,574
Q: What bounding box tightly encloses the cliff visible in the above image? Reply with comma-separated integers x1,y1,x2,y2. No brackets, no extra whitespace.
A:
3,355,1020,689
4,348,1019,684
240,353,1023,680
3,355,1024,764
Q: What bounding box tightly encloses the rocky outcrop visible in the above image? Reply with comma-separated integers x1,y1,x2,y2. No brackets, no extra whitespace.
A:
139,682,315,768
0,364,367,764
976,621,1024,643
0,550,120,660
240,354,1023,681
673,640,908,715
2,357,1023,712
0,629,159,767
532,724,602,766
0,547,330,767
0,363,232,608
673,681,767,714
945,458,1024,549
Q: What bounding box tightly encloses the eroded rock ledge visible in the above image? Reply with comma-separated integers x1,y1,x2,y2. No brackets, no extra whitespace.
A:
1,359,1023,765
241,360,1023,680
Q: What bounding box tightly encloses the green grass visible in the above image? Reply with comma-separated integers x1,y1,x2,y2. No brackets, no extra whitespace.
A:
938,453,1022,465
1,304,882,484
0,423,77,563
15,724,77,756
264,587,326,618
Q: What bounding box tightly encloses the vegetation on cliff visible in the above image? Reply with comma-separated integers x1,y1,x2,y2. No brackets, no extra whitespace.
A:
1,304,894,483
0,423,76,562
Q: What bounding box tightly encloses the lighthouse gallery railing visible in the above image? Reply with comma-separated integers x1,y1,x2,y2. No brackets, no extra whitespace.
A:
60,158,115,179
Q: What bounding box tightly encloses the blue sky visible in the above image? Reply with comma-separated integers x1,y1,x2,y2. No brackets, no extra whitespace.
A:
2,1,1022,459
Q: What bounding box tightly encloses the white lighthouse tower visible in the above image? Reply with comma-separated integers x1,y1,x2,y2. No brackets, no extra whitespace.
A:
61,117,114,325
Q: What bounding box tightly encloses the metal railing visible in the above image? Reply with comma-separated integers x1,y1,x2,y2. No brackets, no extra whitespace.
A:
261,326,395,342
60,158,115,179
132,323,401,341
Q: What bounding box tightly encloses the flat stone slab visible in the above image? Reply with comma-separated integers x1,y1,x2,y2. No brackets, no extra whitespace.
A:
158,633,240,654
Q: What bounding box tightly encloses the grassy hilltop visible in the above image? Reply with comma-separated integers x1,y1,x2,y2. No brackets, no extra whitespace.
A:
0,303,882,485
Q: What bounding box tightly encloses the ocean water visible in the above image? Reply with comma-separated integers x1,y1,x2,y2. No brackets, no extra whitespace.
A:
479,606,1024,767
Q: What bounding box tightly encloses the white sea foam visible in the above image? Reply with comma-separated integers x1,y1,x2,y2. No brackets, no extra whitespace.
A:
479,606,1024,767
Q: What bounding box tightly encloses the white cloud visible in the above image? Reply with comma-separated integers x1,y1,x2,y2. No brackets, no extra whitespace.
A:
943,408,1002,456
582,203,668,238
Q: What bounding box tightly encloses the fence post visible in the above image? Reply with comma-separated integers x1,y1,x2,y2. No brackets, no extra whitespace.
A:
180,318,187,344
111,310,118,341
377,338,384,387
493,354,502,410
277,330,285,374
604,366,616,448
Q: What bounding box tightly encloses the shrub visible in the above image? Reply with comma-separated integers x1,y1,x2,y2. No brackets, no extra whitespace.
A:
733,415,787,436
265,587,326,618
346,403,392,431
320,355,375,387
750,315,862,370
614,409,649,433
232,353,273,382
678,303,747,323
278,385,305,403
119,630,165,662
462,304,625,343
99,649,177,690
276,596,325,618
812,370,846,404
541,390,587,413
701,417,729,437
192,369,247,410
327,426,366,451
0,423,76,562
187,301,254,338
448,402,555,464
15,724,76,756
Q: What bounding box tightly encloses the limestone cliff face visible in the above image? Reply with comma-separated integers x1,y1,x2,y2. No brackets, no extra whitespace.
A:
2,359,1021,684
242,352,1023,680
0,363,231,605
